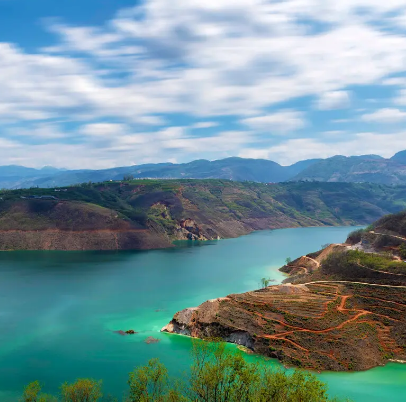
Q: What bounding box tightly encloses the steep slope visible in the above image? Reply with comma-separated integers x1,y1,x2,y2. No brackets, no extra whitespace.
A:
163,210,406,372
293,155,406,185
1,180,406,250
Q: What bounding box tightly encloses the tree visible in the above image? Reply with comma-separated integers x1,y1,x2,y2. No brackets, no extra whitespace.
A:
21,381,57,402
123,174,134,182
61,379,103,402
285,257,292,265
128,358,170,402
257,368,330,402
22,381,41,402
188,339,333,402
188,340,260,402
261,278,271,288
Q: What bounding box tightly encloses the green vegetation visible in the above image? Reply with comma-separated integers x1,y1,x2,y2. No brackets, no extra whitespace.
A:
400,244,406,259
285,257,292,265
61,379,103,402
260,278,272,288
346,229,365,244
346,250,406,274
123,174,134,182
22,341,347,402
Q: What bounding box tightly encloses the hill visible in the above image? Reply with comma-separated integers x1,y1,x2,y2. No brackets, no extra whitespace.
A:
391,150,406,165
163,210,406,371
1,180,406,250
293,154,406,185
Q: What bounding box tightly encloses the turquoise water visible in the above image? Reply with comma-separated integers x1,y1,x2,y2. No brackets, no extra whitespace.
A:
0,227,405,401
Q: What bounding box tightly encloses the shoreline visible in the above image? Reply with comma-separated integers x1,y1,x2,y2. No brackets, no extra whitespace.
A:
0,223,365,252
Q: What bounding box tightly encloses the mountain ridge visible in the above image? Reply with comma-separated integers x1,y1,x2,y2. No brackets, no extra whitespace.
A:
1,150,406,189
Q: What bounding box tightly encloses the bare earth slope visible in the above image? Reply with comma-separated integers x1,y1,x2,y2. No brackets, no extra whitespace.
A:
0,201,170,251
163,214,406,371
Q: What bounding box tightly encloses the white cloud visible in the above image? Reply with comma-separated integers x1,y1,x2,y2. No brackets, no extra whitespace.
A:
316,91,351,110
332,119,351,123
191,122,219,129
239,131,406,165
381,77,406,86
240,110,306,133
0,123,255,169
80,123,128,137
1,0,406,167
394,89,406,105
322,130,346,137
361,108,406,123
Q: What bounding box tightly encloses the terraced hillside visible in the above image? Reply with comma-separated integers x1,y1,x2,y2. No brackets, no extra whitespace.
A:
163,212,406,371
0,180,406,250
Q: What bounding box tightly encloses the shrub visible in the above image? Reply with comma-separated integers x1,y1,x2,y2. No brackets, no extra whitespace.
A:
400,244,406,260
346,229,365,244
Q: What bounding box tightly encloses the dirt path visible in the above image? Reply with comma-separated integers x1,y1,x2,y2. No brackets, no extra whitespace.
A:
370,231,406,243
303,281,406,289
262,290,402,353
304,255,320,267
356,262,406,277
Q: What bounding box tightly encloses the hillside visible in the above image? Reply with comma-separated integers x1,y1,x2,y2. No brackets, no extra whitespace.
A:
293,155,406,185
0,180,406,251
391,150,406,165
163,210,406,372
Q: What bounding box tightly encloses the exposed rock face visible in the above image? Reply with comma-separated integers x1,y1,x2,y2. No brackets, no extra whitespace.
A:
176,219,208,241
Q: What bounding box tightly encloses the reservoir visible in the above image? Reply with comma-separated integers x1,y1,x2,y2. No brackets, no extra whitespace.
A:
0,226,405,401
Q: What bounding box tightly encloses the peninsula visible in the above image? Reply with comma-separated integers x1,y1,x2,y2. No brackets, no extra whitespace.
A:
162,211,406,371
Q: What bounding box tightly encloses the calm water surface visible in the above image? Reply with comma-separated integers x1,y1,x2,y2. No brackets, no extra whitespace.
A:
0,227,405,401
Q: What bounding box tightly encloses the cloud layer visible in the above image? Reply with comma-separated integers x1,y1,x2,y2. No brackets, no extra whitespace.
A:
1,0,406,167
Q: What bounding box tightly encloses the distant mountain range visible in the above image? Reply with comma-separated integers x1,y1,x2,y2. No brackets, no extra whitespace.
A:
1,151,406,189
293,153,406,185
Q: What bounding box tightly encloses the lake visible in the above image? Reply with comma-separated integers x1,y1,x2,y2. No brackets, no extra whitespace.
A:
0,226,405,401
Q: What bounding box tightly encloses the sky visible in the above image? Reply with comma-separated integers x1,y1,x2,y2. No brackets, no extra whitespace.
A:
1,0,406,169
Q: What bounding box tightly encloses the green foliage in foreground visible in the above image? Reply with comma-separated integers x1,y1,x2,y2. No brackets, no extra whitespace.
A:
21,341,349,402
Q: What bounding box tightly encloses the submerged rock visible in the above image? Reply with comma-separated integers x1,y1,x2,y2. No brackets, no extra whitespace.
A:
112,329,138,336
144,336,160,344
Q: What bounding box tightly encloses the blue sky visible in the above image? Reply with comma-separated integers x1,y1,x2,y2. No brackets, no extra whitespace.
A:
1,0,406,169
